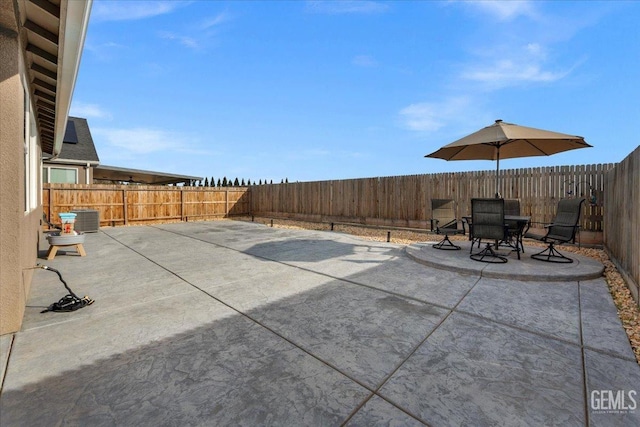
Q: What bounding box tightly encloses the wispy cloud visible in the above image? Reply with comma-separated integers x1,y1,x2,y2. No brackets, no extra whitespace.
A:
306,1,389,15
83,40,127,61
460,42,574,88
199,12,230,30
158,32,199,49
352,54,378,67
92,127,212,156
70,102,112,120
461,0,538,21
399,96,487,132
91,1,189,22
462,60,571,87
400,3,589,137
159,12,230,50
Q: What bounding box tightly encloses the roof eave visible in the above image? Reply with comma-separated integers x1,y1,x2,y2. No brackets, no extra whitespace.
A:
52,0,92,158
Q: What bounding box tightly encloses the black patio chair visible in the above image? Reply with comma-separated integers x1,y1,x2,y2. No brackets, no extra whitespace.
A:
526,198,585,263
430,199,463,250
469,198,508,263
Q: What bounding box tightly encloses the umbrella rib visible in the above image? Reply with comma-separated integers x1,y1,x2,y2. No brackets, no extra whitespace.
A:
448,145,470,159
522,139,551,156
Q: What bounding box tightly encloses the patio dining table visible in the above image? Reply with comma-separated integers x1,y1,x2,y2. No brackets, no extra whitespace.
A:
462,214,531,260
503,215,531,258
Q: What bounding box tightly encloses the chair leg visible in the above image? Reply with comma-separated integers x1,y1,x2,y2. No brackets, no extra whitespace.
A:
530,242,573,263
470,242,508,263
433,234,461,250
469,238,482,253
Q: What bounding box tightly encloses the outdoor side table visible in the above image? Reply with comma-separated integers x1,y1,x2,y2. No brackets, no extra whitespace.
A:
46,234,86,260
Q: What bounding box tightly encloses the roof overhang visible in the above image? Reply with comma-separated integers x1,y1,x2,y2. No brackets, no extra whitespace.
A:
19,0,92,157
93,165,203,186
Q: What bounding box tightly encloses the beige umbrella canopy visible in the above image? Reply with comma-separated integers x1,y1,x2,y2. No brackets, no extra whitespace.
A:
425,119,592,197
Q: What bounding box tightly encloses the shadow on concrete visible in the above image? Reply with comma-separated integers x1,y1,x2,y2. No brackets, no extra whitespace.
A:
3,222,637,426
245,238,373,262
0,306,368,425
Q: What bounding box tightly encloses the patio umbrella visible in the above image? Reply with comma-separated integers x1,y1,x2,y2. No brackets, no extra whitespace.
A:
425,119,592,197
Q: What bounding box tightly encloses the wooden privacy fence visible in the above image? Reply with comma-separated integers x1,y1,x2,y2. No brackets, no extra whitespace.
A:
251,164,615,233
43,184,251,226
605,146,640,305
42,159,639,307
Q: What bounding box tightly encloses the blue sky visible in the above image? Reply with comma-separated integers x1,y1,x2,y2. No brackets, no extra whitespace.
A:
70,0,640,183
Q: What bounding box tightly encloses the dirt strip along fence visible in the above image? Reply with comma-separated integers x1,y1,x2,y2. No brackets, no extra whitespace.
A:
250,164,615,236
605,146,640,305
43,184,251,227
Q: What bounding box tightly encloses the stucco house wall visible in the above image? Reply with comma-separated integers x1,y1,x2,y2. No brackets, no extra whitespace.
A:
0,5,40,334
1,0,91,335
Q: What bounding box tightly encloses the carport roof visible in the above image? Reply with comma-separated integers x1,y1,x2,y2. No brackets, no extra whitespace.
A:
93,165,202,186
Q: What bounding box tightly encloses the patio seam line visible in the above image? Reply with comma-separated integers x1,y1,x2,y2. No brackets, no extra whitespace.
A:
343,274,486,427
452,288,637,363
0,335,15,394
578,282,590,426
339,394,375,427
452,305,596,351
140,227,446,425
338,301,464,427
147,225,628,359
339,393,429,427
581,346,636,362
101,229,383,393
110,225,633,423
149,225,462,312
135,227,444,425
142,231,444,426
105,227,633,365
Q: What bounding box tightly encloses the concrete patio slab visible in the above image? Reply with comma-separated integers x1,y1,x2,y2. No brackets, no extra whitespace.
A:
103,226,293,290
1,220,637,426
201,268,335,310
457,277,581,343
584,349,640,426
379,312,586,426
580,279,638,361
238,279,449,389
1,307,370,426
346,252,479,308
0,335,10,387
406,240,605,282
346,395,425,426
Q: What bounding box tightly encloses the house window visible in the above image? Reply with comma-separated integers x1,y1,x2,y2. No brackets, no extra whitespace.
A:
46,167,78,184
22,83,39,213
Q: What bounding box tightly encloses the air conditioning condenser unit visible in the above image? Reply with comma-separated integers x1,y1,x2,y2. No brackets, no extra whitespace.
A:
71,209,100,233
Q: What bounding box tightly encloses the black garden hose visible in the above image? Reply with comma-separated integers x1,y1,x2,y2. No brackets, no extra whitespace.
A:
38,265,94,313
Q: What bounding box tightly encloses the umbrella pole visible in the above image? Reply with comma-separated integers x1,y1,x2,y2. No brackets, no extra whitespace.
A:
495,146,501,198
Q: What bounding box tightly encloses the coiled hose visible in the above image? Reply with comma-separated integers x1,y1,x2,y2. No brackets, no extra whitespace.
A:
39,265,94,313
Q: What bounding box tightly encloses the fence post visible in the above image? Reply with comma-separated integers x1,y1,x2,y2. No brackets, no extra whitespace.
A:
123,188,128,225
48,185,53,222
181,187,185,222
